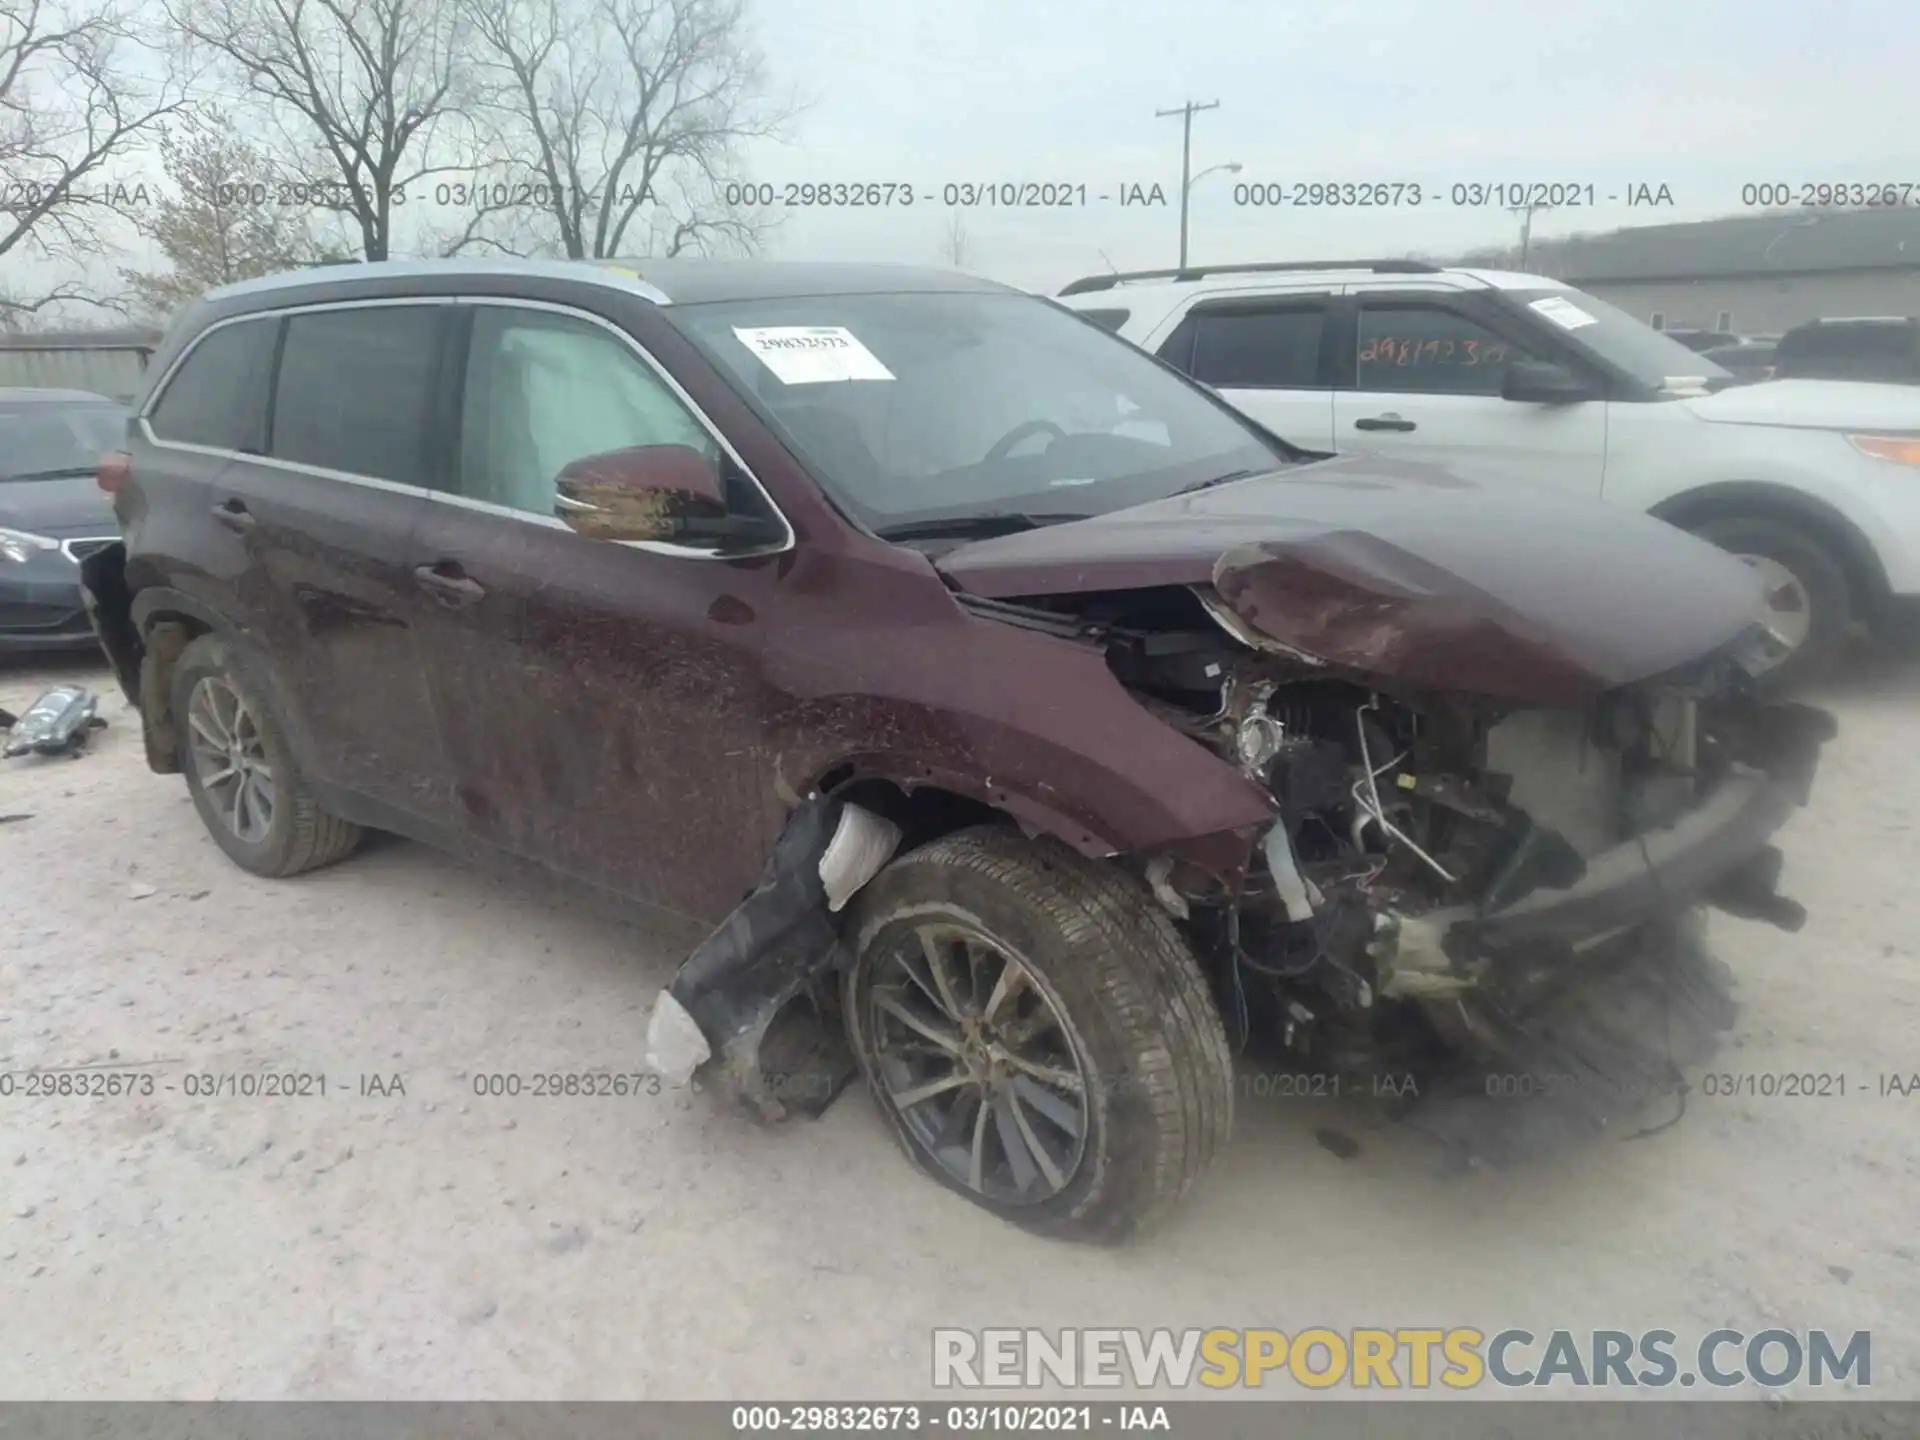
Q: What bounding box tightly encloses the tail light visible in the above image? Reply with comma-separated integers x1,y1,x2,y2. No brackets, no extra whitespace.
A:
97,449,131,494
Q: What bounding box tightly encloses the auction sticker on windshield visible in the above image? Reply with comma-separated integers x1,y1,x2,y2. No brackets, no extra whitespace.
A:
1528,295,1599,330
732,325,895,384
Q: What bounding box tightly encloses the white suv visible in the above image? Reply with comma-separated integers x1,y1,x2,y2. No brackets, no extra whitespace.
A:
1058,260,1920,683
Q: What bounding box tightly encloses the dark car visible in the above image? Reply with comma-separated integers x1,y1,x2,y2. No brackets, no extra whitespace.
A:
0,388,125,650
1697,339,1777,383
1773,317,1920,384
81,258,1832,1241
1660,328,1741,354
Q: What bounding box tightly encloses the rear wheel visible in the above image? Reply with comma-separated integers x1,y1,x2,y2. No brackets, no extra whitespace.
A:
1685,513,1851,689
171,634,363,877
844,827,1233,1243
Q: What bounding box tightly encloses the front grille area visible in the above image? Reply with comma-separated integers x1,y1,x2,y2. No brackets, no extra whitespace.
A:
60,537,118,563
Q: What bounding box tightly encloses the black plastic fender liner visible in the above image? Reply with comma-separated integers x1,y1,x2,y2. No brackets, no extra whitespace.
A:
78,542,140,710
644,794,901,1122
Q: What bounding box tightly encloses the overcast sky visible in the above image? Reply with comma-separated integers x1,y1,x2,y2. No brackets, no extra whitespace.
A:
14,0,1920,303
738,0,1920,290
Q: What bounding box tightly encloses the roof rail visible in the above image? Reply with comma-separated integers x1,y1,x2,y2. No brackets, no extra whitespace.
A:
1057,258,1441,296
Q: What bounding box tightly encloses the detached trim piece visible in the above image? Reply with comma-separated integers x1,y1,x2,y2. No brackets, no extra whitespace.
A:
644,797,900,1120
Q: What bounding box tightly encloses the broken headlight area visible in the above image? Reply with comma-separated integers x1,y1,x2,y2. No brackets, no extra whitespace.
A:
1096,588,1837,1169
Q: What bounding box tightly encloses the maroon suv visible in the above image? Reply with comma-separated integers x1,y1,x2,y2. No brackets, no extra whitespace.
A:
82,258,1833,1241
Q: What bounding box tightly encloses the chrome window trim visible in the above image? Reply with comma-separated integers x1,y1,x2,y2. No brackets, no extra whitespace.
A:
140,296,459,430
140,293,793,562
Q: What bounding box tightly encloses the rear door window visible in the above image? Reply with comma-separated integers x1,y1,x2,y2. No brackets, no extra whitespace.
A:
269,305,446,487
147,318,278,451
1185,303,1328,388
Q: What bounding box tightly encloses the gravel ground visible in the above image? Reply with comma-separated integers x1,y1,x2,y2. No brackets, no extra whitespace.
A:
1,647,1917,1402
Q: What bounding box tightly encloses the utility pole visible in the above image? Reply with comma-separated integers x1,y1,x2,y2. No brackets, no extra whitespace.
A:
1157,99,1220,269
1508,201,1552,268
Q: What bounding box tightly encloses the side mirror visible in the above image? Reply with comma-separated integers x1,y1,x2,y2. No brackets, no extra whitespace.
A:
1502,360,1597,405
553,444,776,549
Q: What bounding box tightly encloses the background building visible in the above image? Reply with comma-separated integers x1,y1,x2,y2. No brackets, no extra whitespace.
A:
1460,209,1920,336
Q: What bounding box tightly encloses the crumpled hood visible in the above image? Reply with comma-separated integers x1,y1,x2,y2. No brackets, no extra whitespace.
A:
934,454,1764,705
1682,378,1920,431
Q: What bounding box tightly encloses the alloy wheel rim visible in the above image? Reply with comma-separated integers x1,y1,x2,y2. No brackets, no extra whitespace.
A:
1735,553,1813,668
186,675,277,843
867,921,1090,1206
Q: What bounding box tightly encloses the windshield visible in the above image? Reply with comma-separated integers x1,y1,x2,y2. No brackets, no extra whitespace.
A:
0,402,126,481
665,290,1290,533
1509,288,1734,389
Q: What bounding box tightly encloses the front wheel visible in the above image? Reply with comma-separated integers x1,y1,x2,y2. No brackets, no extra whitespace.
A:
1685,513,1851,689
844,827,1233,1243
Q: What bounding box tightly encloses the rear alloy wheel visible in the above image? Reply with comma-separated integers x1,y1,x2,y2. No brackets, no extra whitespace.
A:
1686,514,1851,689
171,634,363,878
845,827,1233,1242
186,675,277,845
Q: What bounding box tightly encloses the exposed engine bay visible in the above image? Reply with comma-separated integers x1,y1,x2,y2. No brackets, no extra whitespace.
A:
965,581,1837,1167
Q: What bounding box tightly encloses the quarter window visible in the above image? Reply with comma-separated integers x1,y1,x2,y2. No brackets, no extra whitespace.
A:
147,318,277,451
1355,304,1537,396
453,306,722,519
270,305,445,486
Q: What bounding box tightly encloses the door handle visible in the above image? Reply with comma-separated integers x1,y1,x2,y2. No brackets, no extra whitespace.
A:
210,499,257,532
1354,414,1417,433
413,562,487,606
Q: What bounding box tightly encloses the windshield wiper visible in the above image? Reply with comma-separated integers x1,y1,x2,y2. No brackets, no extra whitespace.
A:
1174,468,1266,497
873,512,1086,542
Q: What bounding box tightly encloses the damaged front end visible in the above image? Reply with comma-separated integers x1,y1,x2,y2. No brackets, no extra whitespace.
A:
651,505,1834,1164
1008,549,1835,1170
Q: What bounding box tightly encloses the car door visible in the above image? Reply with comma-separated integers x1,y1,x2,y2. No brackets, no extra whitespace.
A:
137,312,280,627
1330,290,1608,493
212,300,460,828
409,299,786,921
1154,293,1337,448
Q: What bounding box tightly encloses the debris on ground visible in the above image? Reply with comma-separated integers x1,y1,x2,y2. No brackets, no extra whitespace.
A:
1,687,108,760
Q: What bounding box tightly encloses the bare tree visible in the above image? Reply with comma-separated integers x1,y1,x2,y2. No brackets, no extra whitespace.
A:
120,109,343,321
937,210,970,269
464,0,792,259
165,0,482,260
1,0,188,318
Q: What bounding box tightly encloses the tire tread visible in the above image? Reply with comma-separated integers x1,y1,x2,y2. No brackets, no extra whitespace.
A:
853,826,1233,1242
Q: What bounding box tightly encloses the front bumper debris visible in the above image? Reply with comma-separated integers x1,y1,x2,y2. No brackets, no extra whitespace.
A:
1377,699,1837,1170
645,795,900,1122
1404,912,1737,1170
